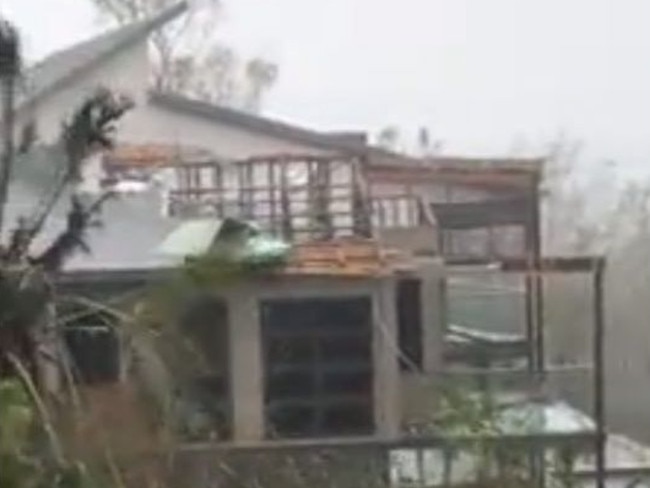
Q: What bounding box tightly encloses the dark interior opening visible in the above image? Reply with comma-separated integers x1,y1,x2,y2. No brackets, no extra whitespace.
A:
178,294,232,440
261,296,374,438
321,403,373,433
64,307,120,385
397,279,423,371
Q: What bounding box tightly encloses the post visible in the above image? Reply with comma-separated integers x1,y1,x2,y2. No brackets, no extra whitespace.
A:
0,18,19,235
532,180,545,376
0,74,14,232
593,258,606,488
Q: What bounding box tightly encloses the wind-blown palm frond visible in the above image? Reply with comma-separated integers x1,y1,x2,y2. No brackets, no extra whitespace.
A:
34,191,114,272
4,88,133,263
61,87,133,177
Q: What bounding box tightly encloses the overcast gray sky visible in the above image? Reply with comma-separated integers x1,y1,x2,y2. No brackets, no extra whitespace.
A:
2,0,649,173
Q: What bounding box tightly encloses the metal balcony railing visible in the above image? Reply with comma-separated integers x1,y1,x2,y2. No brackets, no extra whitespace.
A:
166,155,430,242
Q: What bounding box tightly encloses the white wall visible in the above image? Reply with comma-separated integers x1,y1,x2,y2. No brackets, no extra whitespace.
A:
18,37,339,202
123,103,333,159
20,35,332,161
21,39,150,143
20,37,426,236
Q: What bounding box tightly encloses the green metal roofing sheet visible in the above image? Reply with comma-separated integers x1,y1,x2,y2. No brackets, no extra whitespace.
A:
156,219,223,257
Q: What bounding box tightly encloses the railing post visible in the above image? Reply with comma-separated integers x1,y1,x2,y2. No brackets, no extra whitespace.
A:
351,157,372,238
593,258,606,488
279,159,293,241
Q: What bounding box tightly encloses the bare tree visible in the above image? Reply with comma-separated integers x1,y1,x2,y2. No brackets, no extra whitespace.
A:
377,125,400,150
89,0,279,111
244,58,278,113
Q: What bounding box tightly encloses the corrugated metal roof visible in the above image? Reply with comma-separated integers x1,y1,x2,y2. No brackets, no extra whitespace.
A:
447,323,526,345
156,219,223,256
497,401,595,436
5,180,180,272
157,223,412,278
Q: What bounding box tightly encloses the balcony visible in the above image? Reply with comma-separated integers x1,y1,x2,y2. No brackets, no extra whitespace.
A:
165,155,435,250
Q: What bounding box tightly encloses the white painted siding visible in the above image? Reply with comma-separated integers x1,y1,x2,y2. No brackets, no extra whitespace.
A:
17,37,339,202
122,103,333,159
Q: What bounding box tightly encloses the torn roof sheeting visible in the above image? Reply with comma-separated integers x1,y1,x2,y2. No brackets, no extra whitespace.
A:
436,397,595,438
106,144,218,168
156,219,224,256
447,323,526,345
496,400,595,437
157,217,291,269
5,181,180,272
444,323,529,363
366,157,544,189
159,221,412,278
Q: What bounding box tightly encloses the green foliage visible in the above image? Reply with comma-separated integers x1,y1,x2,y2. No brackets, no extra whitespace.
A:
0,379,33,453
0,379,101,488
437,385,500,438
0,22,134,488
61,87,133,179
4,88,133,266
429,385,580,488
138,220,288,330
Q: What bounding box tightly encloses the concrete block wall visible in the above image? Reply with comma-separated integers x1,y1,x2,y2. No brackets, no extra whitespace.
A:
223,276,402,442
400,258,447,426
222,258,447,443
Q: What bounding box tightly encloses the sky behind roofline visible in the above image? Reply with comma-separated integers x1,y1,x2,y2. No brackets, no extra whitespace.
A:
2,0,649,176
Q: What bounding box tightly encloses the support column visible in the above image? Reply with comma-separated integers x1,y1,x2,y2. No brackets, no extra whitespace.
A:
374,279,400,437
228,289,264,442
420,258,446,375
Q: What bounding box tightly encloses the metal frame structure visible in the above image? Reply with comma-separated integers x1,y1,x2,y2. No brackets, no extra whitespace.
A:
364,159,546,375
446,256,607,488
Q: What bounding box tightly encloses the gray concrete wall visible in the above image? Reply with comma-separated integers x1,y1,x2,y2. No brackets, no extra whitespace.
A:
400,258,447,426
379,226,438,255
222,275,402,442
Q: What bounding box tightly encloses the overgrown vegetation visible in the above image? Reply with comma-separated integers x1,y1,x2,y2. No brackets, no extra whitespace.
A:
0,17,135,487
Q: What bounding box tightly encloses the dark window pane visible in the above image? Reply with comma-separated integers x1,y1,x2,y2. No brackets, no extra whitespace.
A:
261,297,374,438
319,336,371,363
267,371,315,399
65,326,119,384
268,406,315,437
267,337,314,364
397,279,423,370
321,371,372,395
321,404,373,434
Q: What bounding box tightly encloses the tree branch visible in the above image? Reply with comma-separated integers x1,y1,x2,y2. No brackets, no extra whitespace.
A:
5,88,133,263
33,191,115,272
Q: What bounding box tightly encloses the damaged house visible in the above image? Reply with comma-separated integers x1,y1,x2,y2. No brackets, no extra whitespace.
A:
9,2,650,488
